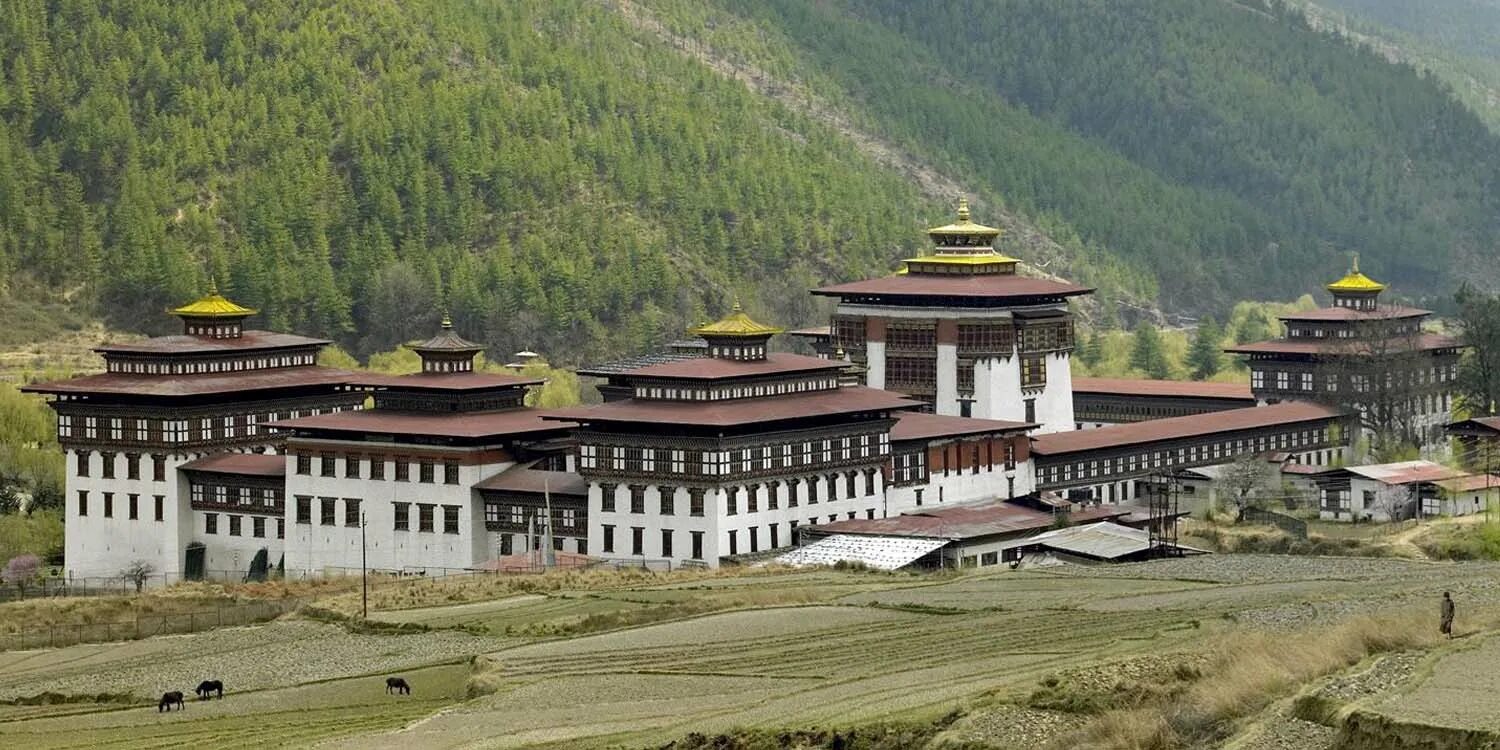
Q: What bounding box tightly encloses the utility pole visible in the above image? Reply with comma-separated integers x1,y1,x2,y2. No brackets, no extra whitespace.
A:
360,510,368,621
544,477,557,569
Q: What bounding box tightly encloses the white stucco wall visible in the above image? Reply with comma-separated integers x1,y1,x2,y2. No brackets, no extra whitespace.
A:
64,450,190,580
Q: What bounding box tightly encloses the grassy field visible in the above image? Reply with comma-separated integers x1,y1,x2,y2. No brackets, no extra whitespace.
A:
2,557,1499,748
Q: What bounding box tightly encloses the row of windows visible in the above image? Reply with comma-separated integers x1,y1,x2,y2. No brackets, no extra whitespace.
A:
886,356,936,391
190,482,281,510
77,451,168,481
294,453,460,484
1018,321,1074,353
1252,364,1459,393
579,434,888,476
484,503,581,531
598,472,882,517
291,496,462,535
105,351,315,375
60,404,354,443
76,491,165,521
1040,426,1333,486
203,513,284,539
632,377,839,402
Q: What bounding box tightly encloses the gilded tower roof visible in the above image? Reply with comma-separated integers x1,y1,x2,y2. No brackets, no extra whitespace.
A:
170,280,257,318
926,197,1002,238
689,302,783,338
410,314,484,353
1326,255,1387,294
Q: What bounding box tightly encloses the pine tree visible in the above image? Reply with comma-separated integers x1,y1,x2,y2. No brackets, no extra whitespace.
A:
1076,330,1103,370
1130,322,1172,379
1187,317,1223,381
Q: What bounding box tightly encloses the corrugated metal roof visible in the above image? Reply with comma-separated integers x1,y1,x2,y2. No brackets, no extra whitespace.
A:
1225,333,1460,356
270,408,574,440
94,330,329,354
889,412,1034,442
22,367,356,397
812,274,1092,301
545,387,916,428
180,452,285,477
1031,402,1343,456
1344,460,1466,485
1025,522,1164,560
815,501,1126,540
1072,377,1254,401
475,466,588,497
774,534,947,570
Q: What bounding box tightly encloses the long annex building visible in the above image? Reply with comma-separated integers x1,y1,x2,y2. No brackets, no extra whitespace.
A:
30,201,1432,579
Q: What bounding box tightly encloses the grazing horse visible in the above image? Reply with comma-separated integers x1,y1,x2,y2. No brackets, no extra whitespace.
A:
158,691,185,712
195,680,224,699
385,677,411,695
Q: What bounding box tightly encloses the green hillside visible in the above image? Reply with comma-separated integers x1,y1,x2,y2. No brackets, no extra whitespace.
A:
2,0,1498,361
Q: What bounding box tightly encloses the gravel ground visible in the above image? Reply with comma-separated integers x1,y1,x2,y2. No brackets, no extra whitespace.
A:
1315,651,1424,704
1235,711,1337,750
0,620,511,700
1046,554,1489,584
942,704,1084,746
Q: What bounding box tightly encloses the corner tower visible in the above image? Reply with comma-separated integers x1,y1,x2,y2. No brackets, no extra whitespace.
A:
812,199,1092,433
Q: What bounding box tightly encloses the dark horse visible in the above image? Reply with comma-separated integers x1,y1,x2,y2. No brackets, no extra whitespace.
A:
158,691,185,712
195,680,224,699
385,677,411,695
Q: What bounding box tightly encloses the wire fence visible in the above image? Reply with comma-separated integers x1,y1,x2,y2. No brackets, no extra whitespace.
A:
0,598,298,651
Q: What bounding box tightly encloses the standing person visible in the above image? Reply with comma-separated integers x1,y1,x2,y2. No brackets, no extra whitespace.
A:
1441,591,1455,639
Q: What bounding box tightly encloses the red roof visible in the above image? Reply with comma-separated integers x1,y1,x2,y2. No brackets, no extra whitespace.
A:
1226,333,1461,356
816,500,1125,539
1278,306,1429,322
621,352,845,381
270,408,575,440
546,387,918,428
813,274,1092,301
1072,377,1254,401
475,467,588,496
95,330,330,355
1448,416,1500,437
889,412,1033,442
353,372,542,391
787,325,832,338
1031,402,1344,456
22,367,356,398
180,452,286,477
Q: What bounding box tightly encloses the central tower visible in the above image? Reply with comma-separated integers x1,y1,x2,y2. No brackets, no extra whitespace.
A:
812,199,1092,433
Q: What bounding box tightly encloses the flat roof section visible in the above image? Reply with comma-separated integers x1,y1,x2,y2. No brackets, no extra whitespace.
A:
180,452,286,478
270,408,575,440
812,500,1126,540
889,412,1035,442
1031,402,1345,456
95,330,331,355
545,387,918,428
812,274,1093,301
1072,377,1254,401
22,367,357,398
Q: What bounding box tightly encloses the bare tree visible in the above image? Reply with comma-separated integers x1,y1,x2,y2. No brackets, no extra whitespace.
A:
120,559,157,593
1314,317,1442,461
1369,483,1413,523
3,554,40,597
1218,454,1272,521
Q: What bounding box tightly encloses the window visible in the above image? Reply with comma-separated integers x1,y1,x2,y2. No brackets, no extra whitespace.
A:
393,502,410,531
345,498,361,527
1025,398,1037,424
296,496,312,524
661,529,674,558
444,461,460,485
419,461,435,484
443,505,460,534
1021,355,1047,388
659,486,676,515
296,454,311,475
229,515,242,536
630,485,646,514
395,459,410,482
418,504,434,533
749,527,759,553
691,531,704,559
277,518,285,539
102,492,114,518
320,452,336,477
603,524,615,553
253,517,266,538
726,488,738,516
600,483,616,512
370,457,386,480
345,455,361,479
689,488,705,517
76,451,89,477
126,454,140,480
153,455,166,482
770,523,780,548
728,529,739,556
747,485,759,514
127,494,139,520
204,513,218,534
101,452,116,479
631,526,644,556
320,497,336,526
153,495,164,522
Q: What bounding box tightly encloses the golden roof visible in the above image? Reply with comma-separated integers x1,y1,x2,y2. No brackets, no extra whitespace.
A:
690,302,783,338
927,197,1001,237
170,280,257,318
1326,255,1386,294
411,314,483,352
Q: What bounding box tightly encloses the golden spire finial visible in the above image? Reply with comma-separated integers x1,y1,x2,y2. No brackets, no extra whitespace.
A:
208,276,219,296
441,311,453,330
1351,252,1360,274
956,196,970,222
731,298,743,313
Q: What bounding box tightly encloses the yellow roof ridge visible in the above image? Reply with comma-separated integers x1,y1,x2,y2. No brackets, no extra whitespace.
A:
171,283,257,318
1326,253,1386,293
689,301,783,338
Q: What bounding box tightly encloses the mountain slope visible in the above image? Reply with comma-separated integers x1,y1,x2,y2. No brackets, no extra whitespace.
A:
2,0,1498,361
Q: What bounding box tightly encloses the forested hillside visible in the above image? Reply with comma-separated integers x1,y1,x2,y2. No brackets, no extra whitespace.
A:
2,0,1498,362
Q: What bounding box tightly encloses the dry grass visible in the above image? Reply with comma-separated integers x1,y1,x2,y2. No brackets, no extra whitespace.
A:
314,564,817,616
0,578,362,633
1049,609,1448,750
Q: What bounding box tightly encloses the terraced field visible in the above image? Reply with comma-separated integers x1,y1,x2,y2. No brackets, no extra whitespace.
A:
0,556,1491,748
